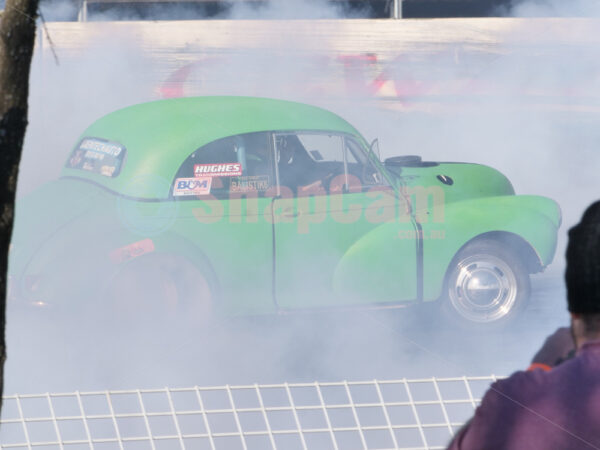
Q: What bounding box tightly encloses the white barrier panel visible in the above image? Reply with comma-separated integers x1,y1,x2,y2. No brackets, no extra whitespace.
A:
34,19,600,108
0,376,504,450
37,19,600,55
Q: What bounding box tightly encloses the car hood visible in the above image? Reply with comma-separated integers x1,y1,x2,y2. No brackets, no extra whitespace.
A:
395,162,515,204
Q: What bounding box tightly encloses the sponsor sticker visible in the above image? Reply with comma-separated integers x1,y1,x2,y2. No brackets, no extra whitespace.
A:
79,138,124,157
173,177,212,196
194,163,242,177
84,150,105,160
230,175,271,192
66,138,126,178
69,150,84,167
100,165,116,177
109,238,155,264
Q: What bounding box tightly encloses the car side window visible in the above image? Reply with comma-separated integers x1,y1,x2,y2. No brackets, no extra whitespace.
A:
344,137,385,187
274,132,381,196
172,132,274,199
275,132,347,196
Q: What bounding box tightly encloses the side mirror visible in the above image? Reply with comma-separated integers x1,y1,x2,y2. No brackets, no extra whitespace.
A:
369,138,381,161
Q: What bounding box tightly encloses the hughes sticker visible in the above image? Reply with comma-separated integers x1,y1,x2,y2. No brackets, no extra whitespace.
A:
194,163,242,177
173,177,212,196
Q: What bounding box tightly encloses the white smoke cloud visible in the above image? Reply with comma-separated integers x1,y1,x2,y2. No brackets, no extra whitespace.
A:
19,33,157,195
510,0,600,17
223,0,370,20
51,0,373,21
39,0,80,21
8,1,597,398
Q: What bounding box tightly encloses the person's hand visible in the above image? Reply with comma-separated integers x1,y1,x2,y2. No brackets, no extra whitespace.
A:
530,327,576,370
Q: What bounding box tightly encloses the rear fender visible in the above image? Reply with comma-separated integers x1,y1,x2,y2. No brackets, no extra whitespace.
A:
16,225,221,313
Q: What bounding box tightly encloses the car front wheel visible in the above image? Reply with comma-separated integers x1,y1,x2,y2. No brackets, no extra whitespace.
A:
443,240,530,327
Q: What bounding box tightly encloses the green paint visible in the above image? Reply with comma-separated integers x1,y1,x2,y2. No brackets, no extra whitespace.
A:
10,97,561,320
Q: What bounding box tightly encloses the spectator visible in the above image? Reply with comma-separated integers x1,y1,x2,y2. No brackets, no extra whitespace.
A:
447,200,600,450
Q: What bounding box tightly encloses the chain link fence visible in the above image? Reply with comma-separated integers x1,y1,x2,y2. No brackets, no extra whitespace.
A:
0,376,503,450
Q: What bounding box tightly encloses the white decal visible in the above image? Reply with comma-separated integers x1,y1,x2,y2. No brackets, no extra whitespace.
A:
79,138,123,157
173,177,212,196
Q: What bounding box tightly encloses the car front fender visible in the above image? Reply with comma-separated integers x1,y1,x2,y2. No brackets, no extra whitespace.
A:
419,194,561,301
331,194,560,305
332,220,419,303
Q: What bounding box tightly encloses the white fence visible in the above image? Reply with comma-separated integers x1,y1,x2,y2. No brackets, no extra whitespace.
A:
0,376,502,450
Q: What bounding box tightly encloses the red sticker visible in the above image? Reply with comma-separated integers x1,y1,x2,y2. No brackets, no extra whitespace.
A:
110,238,155,264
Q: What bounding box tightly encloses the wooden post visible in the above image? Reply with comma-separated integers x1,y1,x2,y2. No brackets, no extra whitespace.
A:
0,0,40,414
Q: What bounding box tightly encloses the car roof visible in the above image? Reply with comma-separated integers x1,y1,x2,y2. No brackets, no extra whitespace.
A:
60,96,365,198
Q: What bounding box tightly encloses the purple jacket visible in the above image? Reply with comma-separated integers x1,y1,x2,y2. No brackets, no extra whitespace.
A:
447,341,600,450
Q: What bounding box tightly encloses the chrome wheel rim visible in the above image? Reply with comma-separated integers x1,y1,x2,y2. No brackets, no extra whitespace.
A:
448,254,518,323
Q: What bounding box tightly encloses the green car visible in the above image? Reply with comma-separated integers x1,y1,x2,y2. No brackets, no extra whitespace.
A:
9,97,561,327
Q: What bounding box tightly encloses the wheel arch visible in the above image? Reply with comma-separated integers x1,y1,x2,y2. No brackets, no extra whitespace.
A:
450,231,543,277
115,231,223,301
421,194,559,302
20,227,223,312
438,231,540,303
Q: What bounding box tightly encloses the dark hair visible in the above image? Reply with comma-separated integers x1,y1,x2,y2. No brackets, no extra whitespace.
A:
582,313,600,336
566,200,600,314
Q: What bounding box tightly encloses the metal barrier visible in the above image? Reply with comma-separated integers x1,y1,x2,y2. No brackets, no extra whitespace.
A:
0,376,502,449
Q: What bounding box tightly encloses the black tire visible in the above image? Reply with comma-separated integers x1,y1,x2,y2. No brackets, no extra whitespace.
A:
99,253,215,334
441,239,530,329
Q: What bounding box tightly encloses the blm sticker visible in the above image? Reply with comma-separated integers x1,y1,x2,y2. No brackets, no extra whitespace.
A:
173,177,212,196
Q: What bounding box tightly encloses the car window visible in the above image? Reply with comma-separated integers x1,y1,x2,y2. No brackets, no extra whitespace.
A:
172,132,274,199
65,138,126,178
275,132,340,196
345,137,385,187
274,132,383,196
298,134,357,164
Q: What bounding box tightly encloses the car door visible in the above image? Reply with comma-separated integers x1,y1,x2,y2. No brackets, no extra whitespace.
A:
271,131,418,309
170,131,277,315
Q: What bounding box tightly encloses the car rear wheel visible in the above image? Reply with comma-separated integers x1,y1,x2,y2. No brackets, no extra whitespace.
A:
100,253,215,334
442,240,530,328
